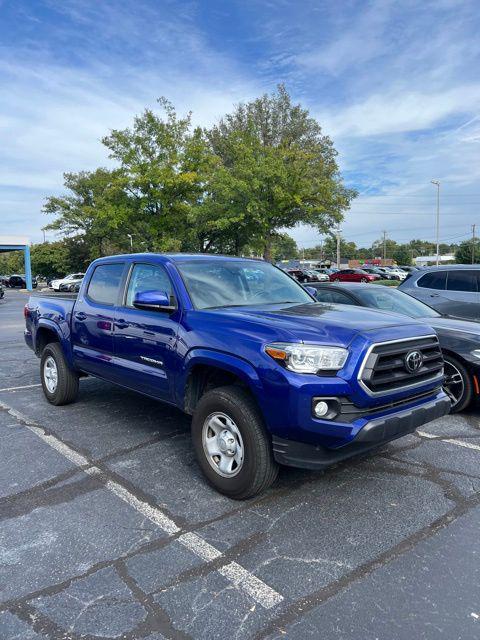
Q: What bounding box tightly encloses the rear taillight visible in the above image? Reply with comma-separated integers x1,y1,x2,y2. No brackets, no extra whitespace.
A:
24,304,30,319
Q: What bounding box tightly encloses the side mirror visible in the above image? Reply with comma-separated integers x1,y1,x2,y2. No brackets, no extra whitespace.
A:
305,286,317,298
133,290,176,312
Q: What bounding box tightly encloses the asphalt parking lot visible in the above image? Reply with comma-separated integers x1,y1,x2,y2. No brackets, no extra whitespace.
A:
1,291,480,639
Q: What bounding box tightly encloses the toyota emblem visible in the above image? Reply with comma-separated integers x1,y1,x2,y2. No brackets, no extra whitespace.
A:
405,350,423,373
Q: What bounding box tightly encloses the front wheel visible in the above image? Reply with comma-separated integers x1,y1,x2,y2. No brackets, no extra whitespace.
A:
443,355,472,413
191,386,279,499
360,277,368,283
40,343,79,406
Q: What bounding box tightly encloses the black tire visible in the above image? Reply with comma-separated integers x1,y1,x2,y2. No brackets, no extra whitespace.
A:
360,277,368,283
443,354,473,413
40,342,79,406
191,386,279,499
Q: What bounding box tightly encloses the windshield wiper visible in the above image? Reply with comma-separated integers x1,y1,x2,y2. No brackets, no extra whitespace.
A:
203,301,303,309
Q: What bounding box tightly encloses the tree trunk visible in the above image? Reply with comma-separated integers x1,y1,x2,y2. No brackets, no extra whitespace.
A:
263,236,273,262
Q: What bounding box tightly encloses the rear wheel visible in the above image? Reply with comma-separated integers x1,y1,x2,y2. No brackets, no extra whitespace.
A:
360,277,368,283
40,342,79,406
443,355,472,413
192,386,279,499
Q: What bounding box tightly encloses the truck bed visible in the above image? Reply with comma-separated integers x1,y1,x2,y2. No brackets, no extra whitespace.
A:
30,292,78,300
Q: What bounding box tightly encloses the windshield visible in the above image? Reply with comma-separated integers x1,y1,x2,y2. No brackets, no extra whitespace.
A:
177,260,313,309
355,287,439,318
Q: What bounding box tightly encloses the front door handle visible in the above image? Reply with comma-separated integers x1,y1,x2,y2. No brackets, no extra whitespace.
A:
75,312,87,321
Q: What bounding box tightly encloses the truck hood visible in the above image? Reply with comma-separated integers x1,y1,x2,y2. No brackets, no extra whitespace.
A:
212,302,431,347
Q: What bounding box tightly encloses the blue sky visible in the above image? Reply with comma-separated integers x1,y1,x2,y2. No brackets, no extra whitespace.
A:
1,0,479,248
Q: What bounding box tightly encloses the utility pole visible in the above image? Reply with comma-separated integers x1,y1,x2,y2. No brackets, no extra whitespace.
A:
42,228,46,243
336,226,342,268
382,230,387,262
127,233,133,249
431,180,440,266
472,224,476,264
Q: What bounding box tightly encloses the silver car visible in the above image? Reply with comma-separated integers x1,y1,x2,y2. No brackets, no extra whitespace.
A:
398,265,480,321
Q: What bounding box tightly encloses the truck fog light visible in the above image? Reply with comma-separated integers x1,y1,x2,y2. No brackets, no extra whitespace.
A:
313,400,329,417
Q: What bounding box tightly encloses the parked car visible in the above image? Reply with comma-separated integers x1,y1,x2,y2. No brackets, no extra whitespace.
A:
7,274,37,288
361,267,398,281
330,269,381,283
25,253,450,498
376,267,401,281
0,275,9,286
382,266,407,280
398,265,419,274
399,265,480,322
0,283,4,299
311,270,331,282
315,267,338,276
286,269,319,282
50,273,85,291
311,282,480,412
59,276,84,292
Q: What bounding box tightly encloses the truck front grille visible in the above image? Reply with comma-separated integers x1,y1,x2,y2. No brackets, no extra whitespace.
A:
359,335,444,395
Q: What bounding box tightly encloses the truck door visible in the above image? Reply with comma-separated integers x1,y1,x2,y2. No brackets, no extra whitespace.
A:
71,262,126,379
113,262,181,401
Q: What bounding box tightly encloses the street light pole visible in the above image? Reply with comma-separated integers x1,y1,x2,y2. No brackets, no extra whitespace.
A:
127,233,133,249
431,180,440,266
336,226,342,268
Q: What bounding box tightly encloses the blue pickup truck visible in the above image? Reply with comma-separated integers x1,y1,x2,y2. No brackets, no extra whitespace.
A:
25,254,450,498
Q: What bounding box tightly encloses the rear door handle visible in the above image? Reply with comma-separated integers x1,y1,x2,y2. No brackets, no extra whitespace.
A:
115,319,129,329
75,312,87,321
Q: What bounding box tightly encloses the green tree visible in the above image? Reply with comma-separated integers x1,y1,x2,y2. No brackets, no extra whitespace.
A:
0,251,24,274
271,233,298,261
391,245,412,265
44,100,219,256
207,85,355,259
30,242,70,278
44,167,135,260
322,236,357,261
455,239,480,264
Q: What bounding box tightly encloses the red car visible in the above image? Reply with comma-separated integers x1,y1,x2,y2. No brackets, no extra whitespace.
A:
329,269,380,283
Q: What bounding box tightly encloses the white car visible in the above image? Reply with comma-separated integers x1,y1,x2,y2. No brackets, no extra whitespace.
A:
384,267,407,280
51,273,85,291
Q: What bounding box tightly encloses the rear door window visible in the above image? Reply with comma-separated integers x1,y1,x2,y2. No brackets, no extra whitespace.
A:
446,270,478,292
87,263,125,305
417,271,447,290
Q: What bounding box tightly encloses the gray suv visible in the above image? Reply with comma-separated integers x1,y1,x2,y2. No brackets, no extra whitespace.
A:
399,265,480,321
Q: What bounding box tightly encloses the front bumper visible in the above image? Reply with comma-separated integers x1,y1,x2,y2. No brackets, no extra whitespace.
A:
272,392,451,470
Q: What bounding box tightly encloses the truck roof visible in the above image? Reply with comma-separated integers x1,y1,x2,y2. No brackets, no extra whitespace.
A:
92,253,265,264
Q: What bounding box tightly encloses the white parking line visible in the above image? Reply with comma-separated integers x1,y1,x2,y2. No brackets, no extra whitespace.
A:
0,399,283,609
0,383,42,392
417,429,480,452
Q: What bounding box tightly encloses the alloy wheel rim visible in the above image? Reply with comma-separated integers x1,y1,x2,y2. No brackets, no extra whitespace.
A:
443,361,464,408
202,412,244,478
44,356,58,394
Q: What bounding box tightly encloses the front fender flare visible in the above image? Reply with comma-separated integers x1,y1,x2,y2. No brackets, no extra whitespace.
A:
178,348,264,408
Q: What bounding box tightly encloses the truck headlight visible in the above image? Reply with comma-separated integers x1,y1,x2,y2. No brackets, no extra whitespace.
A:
265,343,348,373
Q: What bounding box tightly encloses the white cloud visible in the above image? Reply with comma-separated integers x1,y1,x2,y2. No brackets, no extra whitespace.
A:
313,84,480,138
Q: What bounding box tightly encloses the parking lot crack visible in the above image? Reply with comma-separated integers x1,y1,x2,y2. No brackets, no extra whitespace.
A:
115,560,192,639
253,489,480,639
